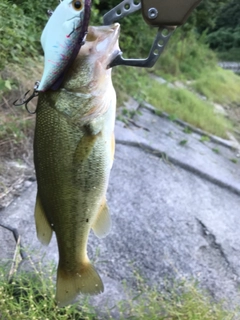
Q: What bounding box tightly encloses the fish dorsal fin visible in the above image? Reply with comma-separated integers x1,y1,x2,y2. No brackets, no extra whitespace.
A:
92,198,111,238
34,193,53,245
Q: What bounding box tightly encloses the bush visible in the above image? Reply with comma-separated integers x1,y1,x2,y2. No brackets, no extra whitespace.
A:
10,0,57,27
155,28,217,79
207,26,240,61
0,0,39,69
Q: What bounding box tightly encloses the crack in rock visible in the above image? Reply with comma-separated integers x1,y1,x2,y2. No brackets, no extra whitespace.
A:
196,218,239,281
116,139,240,196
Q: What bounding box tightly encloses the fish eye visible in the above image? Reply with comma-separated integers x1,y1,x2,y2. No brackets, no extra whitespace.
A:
72,0,83,10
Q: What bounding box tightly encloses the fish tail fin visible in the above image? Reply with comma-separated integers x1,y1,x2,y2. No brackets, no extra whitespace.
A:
56,260,104,307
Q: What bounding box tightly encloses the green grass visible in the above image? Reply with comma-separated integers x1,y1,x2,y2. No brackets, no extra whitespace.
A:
230,158,238,164
200,136,210,143
191,68,240,105
113,67,232,138
115,280,239,320
1,262,238,320
0,262,96,320
179,139,188,146
153,28,217,80
148,85,232,138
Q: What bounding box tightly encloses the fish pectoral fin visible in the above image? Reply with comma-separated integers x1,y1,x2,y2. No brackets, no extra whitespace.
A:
56,260,104,307
73,133,100,165
34,193,53,246
92,198,111,238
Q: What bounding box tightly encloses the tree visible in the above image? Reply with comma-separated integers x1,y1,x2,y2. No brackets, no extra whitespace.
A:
214,0,240,29
206,0,240,58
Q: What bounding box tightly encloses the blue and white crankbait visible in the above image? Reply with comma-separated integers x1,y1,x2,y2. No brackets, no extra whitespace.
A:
38,0,91,91
13,0,91,111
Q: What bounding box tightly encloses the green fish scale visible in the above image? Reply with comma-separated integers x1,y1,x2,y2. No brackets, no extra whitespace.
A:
34,93,109,268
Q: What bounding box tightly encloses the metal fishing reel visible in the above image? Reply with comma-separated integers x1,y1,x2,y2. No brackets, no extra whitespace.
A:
103,0,202,68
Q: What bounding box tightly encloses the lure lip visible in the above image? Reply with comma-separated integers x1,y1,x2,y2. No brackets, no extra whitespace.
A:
67,13,83,21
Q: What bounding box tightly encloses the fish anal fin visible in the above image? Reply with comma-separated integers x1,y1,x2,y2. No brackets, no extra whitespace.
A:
92,197,111,238
34,193,53,246
56,260,104,307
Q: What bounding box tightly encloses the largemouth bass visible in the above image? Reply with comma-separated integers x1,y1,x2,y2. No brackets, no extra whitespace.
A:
38,0,91,91
34,23,120,307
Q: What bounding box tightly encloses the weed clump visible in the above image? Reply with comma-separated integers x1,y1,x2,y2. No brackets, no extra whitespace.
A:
0,262,96,320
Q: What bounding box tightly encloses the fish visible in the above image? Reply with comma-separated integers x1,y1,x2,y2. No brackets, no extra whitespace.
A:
33,23,120,307
38,0,91,92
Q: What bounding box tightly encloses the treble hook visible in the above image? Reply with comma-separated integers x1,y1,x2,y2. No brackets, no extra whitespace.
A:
13,81,40,114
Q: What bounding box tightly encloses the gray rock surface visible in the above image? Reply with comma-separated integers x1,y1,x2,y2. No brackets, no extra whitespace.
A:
218,62,240,74
1,105,240,315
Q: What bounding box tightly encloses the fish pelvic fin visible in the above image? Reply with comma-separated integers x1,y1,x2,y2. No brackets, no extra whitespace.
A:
34,193,53,246
56,261,104,307
92,197,111,238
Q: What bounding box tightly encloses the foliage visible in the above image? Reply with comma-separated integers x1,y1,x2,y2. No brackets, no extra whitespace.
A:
154,28,217,79
0,0,39,70
115,273,239,320
192,0,231,32
10,0,57,26
0,262,96,320
113,67,232,138
217,48,240,62
207,27,240,51
0,261,239,319
0,0,101,70
214,0,240,30
0,77,12,92
148,85,231,138
206,0,240,60
1,0,239,71
121,287,237,319
191,68,240,104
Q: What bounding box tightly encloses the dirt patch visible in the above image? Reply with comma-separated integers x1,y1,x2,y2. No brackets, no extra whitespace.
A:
0,160,35,209
0,104,35,208
226,104,240,133
0,65,39,209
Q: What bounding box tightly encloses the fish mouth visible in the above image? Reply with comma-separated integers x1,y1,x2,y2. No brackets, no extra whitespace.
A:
107,24,121,69
78,24,121,69
94,23,121,69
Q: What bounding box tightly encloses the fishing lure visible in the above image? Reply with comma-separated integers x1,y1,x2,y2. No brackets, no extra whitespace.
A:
38,0,92,91
13,0,91,111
